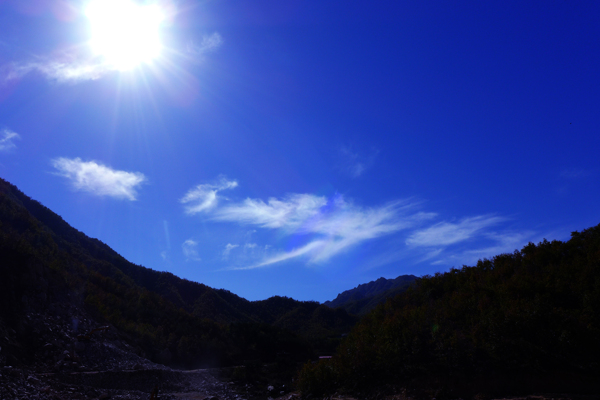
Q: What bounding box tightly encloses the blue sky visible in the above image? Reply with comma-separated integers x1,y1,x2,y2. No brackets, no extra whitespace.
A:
1,0,599,302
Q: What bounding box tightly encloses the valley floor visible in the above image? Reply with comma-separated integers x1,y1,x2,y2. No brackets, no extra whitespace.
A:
2,364,597,400
0,366,303,400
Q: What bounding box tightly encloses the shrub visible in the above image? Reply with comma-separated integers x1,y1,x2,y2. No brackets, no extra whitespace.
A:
296,359,338,397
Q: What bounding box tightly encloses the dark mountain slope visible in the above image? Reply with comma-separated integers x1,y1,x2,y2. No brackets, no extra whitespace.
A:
324,274,417,315
0,177,355,367
299,225,600,397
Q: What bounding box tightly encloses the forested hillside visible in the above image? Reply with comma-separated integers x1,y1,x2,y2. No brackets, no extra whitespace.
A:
324,275,417,315
299,226,600,397
0,178,355,368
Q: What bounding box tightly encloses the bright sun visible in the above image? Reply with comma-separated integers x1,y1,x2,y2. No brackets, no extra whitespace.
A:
86,0,165,70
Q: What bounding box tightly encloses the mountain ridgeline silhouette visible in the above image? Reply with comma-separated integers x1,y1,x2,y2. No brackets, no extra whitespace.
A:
324,275,417,315
299,225,600,397
4,176,600,398
0,178,356,368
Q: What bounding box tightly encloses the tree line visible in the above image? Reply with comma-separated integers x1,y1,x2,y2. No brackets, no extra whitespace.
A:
298,225,600,397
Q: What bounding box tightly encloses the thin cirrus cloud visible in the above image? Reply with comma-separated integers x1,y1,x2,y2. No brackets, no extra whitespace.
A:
222,243,239,258
337,145,379,178
180,177,238,214
51,157,146,201
0,128,20,151
230,197,434,269
430,230,537,267
2,32,223,83
405,215,505,247
214,193,328,230
182,239,201,262
360,217,531,271
183,179,437,269
458,231,532,260
186,33,223,59
2,52,115,84
244,240,326,270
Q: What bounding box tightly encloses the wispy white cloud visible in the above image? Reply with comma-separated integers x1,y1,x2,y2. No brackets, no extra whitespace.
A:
231,241,324,270
434,230,537,267
163,220,171,250
183,180,437,268
337,145,379,178
182,239,201,262
406,215,504,247
360,224,535,271
214,193,328,230
3,29,223,84
187,33,223,56
222,243,239,258
0,128,20,151
51,157,146,200
180,177,238,214
184,179,540,272
420,248,444,262
2,52,115,84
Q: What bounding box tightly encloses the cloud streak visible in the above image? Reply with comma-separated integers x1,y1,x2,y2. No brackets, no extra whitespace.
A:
406,215,505,247
222,243,239,258
182,239,201,261
183,179,536,272
187,33,223,57
3,30,224,84
3,54,116,84
233,241,324,270
337,146,379,178
214,194,328,230
0,128,20,151
180,177,238,214
430,230,537,267
52,157,146,200
184,180,437,268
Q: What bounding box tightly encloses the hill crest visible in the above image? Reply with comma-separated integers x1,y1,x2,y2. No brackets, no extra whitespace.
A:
324,274,417,315
0,177,356,368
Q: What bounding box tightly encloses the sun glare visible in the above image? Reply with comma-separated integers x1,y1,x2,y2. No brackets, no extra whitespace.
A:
86,0,165,70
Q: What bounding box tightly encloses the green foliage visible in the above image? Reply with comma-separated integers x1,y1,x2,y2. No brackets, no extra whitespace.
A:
297,360,338,397
298,227,600,396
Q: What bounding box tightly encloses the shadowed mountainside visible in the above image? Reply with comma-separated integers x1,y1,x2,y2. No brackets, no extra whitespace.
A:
0,177,356,368
324,275,417,315
299,225,600,398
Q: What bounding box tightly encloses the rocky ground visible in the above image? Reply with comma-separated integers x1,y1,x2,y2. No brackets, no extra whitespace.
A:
0,302,300,400
1,366,238,400
1,303,597,400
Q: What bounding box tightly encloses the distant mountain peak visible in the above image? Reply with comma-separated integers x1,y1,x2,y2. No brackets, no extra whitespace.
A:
324,274,417,315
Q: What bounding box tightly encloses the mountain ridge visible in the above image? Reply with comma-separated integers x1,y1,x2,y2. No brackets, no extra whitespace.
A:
324,274,417,315
0,177,356,367
298,224,600,397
